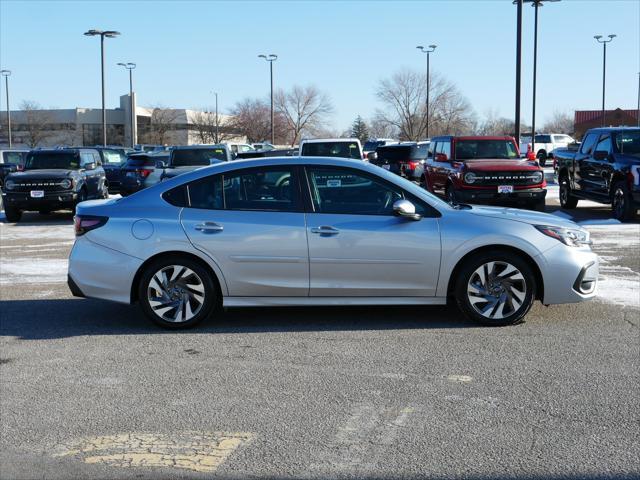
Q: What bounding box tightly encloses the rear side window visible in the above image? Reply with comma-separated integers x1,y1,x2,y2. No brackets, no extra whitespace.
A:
301,142,362,159
580,133,599,155
534,135,552,143
162,185,189,207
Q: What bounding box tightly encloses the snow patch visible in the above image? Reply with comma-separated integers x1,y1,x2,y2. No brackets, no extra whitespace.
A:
0,258,68,285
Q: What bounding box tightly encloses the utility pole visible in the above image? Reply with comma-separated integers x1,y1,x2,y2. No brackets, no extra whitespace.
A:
416,45,437,139
1,70,11,147
594,34,616,127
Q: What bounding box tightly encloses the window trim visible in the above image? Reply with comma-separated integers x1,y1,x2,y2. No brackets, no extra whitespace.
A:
301,165,440,218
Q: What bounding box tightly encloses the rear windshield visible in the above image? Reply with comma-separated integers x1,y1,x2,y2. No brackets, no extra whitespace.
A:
615,130,640,156
455,140,519,160
24,152,79,170
363,140,385,151
301,142,361,159
171,148,228,167
125,155,163,168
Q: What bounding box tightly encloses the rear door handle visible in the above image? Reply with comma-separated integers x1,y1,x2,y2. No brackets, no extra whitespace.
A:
194,222,224,233
310,226,339,235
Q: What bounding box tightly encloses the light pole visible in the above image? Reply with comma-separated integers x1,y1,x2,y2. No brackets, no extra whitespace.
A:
84,29,120,146
637,72,640,128
1,70,11,147
214,92,219,144
594,34,616,127
416,45,437,139
514,0,523,145
117,62,136,148
258,54,277,144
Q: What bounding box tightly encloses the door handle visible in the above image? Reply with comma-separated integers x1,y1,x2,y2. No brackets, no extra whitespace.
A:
194,222,224,233
310,226,339,235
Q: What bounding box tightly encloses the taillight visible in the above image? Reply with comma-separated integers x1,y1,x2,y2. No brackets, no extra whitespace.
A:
17,165,24,171
407,161,419,170
74,215,108,236
137,168,152,177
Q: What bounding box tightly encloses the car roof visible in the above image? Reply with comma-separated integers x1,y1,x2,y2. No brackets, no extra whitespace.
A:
431,136,514,141
171,144,228,150
301,138,361,144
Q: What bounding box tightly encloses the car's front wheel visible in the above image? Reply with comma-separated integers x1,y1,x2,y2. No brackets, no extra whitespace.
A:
611,180,636,222
455,250,536,326
138,256,217,329
5,206,22,223
559,175,578,209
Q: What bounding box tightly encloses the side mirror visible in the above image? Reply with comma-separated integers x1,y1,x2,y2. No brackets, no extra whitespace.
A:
82,162,96,171
155,160,167,169
367,151,377,161
593,151,608,161
393,199,422,221
435,153,449,162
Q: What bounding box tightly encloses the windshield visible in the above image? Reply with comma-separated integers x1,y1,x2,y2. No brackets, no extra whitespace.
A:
455,140,519,160
615,130,640,156
171,148,228,167
24,152,79,170
301,142,362,159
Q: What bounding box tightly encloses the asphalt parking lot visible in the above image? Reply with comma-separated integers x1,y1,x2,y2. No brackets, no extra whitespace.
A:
1,190,639,480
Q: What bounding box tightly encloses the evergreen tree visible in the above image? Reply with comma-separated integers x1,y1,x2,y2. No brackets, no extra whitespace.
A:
350,115,370,143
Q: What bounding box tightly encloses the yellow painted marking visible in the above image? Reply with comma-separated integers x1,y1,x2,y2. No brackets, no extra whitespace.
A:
447,374,473,383
53,432,252,473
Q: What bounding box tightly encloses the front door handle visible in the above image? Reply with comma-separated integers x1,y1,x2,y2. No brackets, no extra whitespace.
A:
194,222,224,233
310,226,339,235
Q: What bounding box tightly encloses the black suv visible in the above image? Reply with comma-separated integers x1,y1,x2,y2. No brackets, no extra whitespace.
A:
93,146,131,193
2,148,107,222
370,142,430,184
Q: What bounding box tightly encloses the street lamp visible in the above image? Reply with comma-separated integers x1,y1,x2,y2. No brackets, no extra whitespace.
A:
514,0,523,145
1,70,11,147
258,54,277,144
117,62,136,148
594,34,616,127
518,0,560,157
84,29,121,146
416,45,437,139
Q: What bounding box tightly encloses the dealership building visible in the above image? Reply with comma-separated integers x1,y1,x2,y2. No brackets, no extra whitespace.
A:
0,93,239,148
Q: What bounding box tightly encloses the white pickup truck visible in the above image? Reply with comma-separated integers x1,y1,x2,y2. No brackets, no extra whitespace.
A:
519,133,576,167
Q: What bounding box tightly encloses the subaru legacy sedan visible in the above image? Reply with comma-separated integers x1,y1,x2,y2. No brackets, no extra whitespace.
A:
68,157,598,329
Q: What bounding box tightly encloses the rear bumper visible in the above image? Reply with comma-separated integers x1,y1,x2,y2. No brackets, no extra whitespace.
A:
455,187,546,204
2,191,78,210
68,236,143,304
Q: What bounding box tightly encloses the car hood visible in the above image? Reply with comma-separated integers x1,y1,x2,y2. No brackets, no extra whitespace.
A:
463,159,541,171
8,169,76,180
468,205,581,229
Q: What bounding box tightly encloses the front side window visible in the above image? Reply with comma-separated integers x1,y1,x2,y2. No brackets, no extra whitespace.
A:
186,167,299,212
595,135,611,155
580,133,599,155
307,167,403,216
25,152,79,170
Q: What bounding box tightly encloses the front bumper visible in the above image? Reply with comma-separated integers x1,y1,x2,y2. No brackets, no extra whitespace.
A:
535,244,599,304
2,191,78,211
68,236,143,304
455,187,546,204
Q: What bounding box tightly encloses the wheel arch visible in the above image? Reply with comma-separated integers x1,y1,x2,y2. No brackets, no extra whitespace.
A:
446,245,544,301
130,250,224,305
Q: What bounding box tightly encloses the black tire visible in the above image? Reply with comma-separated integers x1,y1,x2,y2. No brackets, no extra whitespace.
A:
559,174,578,209
5,206,22,223
455,250,536,326
138,255,217,329
537,152,546,167
611,180,636,222
73,189,87,214
526,199,546,212
101,182,109,199
445,184,457,204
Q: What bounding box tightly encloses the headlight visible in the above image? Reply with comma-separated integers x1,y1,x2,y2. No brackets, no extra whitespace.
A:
4,179,16,190
535,225,591,247
464,172,477,184
530,171,543,183
60,179,73,189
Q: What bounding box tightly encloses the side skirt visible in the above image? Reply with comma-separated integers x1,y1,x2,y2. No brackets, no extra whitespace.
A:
223,296,448,307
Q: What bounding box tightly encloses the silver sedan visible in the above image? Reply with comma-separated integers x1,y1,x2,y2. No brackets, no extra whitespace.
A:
68,156,598,328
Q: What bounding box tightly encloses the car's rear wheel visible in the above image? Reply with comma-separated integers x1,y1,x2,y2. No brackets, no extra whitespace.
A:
138,256,217,329
537,151,546,167
445,184,457,204
559,175,578,209
611,180,636,222
5,206,22,223
455,251,536,326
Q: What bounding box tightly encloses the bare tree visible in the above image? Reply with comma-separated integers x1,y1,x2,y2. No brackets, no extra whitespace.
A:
140,107,181,145
369,114,399,139
228,98,277,144
19,101,53,147
274,85,333,146
375,69,475,141
476,108,529,136
191,109,234,144
541,110,574,134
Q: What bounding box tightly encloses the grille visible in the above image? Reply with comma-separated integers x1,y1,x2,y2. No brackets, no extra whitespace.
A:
472,171,541,186
12,180,71,192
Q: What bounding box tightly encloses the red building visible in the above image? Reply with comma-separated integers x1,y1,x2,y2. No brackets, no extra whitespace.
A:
574,108,639,139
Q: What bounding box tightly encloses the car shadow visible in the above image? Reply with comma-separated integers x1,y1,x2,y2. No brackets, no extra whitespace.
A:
0,298,478,340
1,210,74,226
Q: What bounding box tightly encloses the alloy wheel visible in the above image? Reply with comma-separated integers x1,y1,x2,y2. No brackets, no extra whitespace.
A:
613,187,625,219
147,265,205,323
466,261,527,320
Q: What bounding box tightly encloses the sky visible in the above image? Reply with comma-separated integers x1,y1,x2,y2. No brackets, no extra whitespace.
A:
1,0,639,132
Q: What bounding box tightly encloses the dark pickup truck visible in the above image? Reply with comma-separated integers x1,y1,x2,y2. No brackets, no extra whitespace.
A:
425,136,546,210
555,127,640,221
1,148,108,222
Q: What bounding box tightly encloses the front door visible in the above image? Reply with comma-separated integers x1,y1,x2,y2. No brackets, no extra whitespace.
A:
304,166,441,297
180,166,309,297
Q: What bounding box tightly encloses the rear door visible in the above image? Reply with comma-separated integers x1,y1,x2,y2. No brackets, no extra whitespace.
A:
304,166,441,297
180,165,309,297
